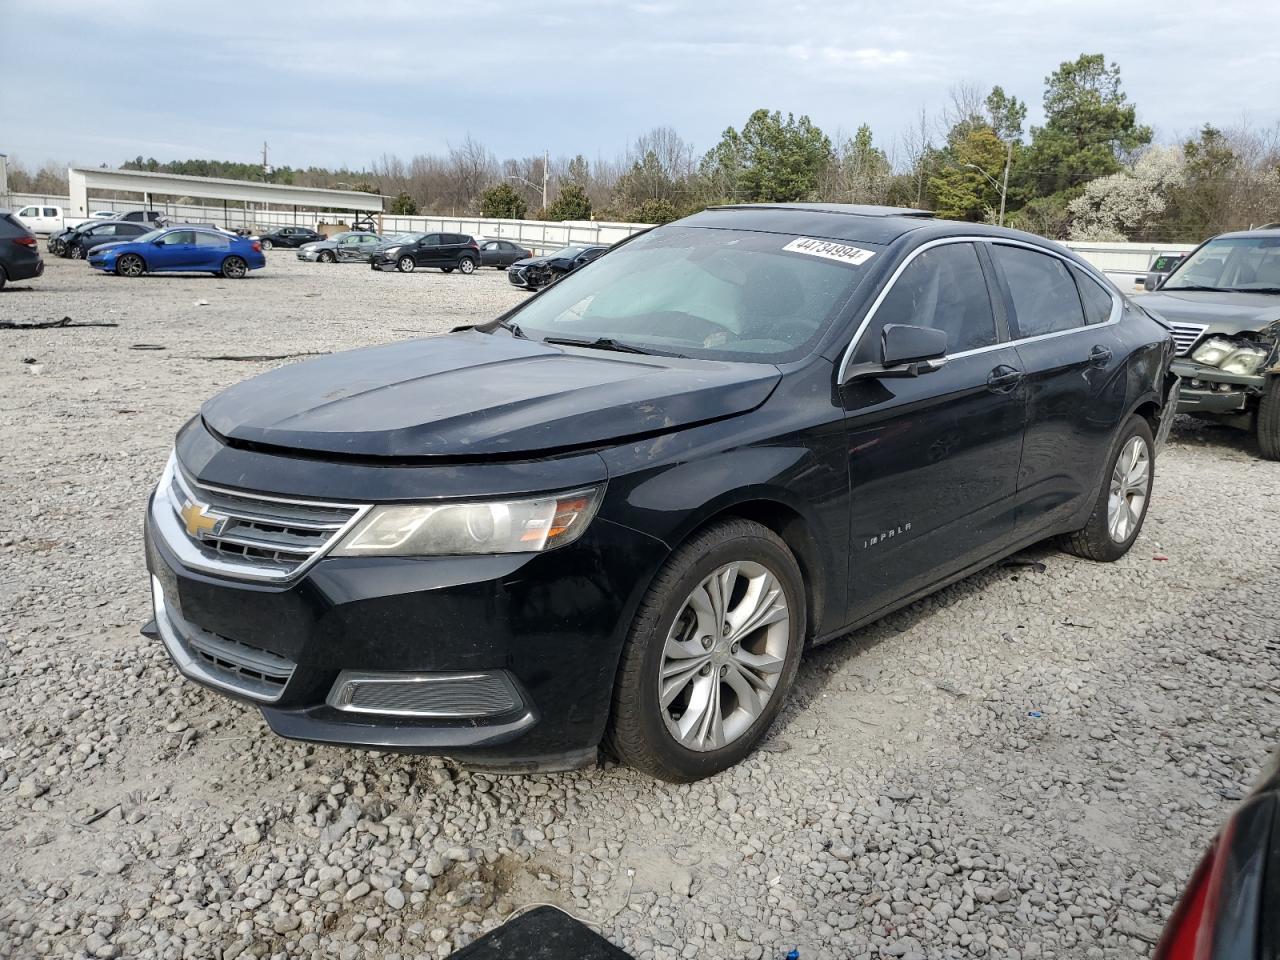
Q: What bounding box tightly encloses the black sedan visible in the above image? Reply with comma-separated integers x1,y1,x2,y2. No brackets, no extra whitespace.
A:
258,226,323,250
507,244,609,289
480,239,532,269
142,204,1176,781
58,220,153,260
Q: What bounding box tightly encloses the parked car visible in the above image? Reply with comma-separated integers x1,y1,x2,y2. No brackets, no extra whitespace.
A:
480,239,532,269
507,244,609,290
258,226,323,250
1154,750,1280,960
88,226,265,278
1138,227,1280,459
120,210,167,227
58,220,154,259
142,204,1177,781
296,231,384,263
370,232,482,273
0,211,44,290
1141,252,1187,291
13,204,89,235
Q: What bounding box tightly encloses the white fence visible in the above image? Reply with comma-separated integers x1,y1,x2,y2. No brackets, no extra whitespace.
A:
5,191,1191,282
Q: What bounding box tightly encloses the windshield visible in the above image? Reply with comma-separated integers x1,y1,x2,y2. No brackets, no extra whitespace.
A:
506,226,878,361
550,246,586,259
387,233,425,244
1164,236,1280,291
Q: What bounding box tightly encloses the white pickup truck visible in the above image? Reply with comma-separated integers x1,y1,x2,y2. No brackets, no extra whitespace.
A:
13,204,91,235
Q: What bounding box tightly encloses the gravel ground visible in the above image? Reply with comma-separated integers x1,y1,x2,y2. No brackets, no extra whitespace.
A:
1,255,1277,960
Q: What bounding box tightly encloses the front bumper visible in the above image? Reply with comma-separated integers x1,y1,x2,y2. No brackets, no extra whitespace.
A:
1171,359,1267,414
142,454,668,769
296,249,322,261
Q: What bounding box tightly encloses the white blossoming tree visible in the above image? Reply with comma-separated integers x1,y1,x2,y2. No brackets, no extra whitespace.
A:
1067,145,1186,241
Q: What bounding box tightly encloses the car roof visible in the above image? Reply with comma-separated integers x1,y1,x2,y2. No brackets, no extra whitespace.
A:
682,203,938,244
1209,226,1280,240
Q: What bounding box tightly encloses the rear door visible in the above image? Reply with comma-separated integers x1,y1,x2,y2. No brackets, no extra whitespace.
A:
841,240,1026,620
987,242,1128,537
193,231,232,269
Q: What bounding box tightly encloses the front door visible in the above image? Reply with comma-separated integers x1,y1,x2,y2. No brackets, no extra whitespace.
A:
152,230,198,270
986,243,1129,536
841,241,1026,620
417,234,445,266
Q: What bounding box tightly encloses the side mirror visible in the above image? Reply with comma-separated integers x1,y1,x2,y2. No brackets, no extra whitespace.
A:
153,240,165,247
882,324,948,366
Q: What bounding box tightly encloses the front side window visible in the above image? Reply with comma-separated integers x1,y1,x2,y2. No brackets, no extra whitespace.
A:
992,244,1086,337
160,230,195,246
855,243,998,361
1163,236,1280,292
19,207,37,217
508,226,877,361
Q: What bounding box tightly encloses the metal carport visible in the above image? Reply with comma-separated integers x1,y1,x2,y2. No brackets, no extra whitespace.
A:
67,167,382,223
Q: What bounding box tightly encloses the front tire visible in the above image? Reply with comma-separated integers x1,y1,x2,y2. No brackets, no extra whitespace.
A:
606,519,805,782
318,250,335,263
260,238,273,250
1257,377,1280,461
1061,415,1154,562
397,256,415,273
221,256,248,279
116,254,145,278
70,245,84,260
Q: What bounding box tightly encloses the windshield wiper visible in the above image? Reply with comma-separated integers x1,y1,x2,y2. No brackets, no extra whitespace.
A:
496,319,527,338
1165,284,1231,292
542,336,653,355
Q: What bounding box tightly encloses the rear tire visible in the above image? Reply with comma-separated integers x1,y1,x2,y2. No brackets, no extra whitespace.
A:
441,266,454,274
221,256,248,279
1258,377,1280,461
116,254,145,278
458,256,476,275
1061,415,1154,562
605,519,805,782
0,266,7,290
397,256,415,273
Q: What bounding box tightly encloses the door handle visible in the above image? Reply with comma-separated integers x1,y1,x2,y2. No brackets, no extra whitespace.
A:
1088,345,1113,366
986,365,1024,393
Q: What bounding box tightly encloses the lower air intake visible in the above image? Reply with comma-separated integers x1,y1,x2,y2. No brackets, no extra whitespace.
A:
327,671,523,719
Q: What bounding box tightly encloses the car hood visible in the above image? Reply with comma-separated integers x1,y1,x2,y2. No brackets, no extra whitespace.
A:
302,240,337,251
1138,290,1280,336
87,240,130,256
201,330,781,459
511,255,560,268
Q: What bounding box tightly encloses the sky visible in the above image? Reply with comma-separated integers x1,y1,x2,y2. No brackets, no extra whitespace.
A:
4,0,1279,173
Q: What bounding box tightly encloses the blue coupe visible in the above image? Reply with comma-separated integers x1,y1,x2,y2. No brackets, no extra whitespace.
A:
89,227,266,278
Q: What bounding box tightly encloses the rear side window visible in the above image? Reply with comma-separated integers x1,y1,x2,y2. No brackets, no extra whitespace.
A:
43,208,58,217
194,232,229,248
991,244,1086,338
0,214,26,237
1071,267,1116,325
856,242,999,360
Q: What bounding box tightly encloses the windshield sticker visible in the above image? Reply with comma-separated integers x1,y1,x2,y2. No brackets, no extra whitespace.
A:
782,237,876,266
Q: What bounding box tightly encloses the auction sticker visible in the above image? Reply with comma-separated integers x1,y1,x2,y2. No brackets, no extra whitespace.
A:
782,237,876,266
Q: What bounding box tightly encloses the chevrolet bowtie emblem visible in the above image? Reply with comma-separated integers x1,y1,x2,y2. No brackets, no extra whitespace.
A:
180,500,226,540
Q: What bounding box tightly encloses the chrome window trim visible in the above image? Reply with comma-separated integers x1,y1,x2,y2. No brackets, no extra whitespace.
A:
837,235,1122,382
151,454,372,584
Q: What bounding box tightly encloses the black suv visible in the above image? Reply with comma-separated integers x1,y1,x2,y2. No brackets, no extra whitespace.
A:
58,220,154,260
258,226,323,250
144,204,1177,781
0,211,44,289
371,233,481,273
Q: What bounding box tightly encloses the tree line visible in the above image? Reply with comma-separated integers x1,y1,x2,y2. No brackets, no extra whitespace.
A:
7,53,1278,242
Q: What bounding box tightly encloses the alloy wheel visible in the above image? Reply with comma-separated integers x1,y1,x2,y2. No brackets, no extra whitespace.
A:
70,246,84,260
1107,436,1149,542
261,239,273,250
459,258,475,274
117,255,144,278
398,256,415,273
223,257,247,279
659,561,790,751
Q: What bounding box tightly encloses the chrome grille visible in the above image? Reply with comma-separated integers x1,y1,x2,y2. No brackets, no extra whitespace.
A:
327,671,523,718
1168,321,1209,356
153,456,369,582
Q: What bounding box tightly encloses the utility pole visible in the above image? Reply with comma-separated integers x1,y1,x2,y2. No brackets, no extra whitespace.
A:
542,148,549,212
261,141,271,181
998,137,1012,228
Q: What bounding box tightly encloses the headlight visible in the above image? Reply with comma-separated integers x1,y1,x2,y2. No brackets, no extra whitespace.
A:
331,487,603,557
1218,344,1270,376
383,246,401,256
1191,337,1236,366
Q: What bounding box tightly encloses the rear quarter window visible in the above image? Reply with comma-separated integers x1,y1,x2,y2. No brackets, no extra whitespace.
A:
1071,267,1117,325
